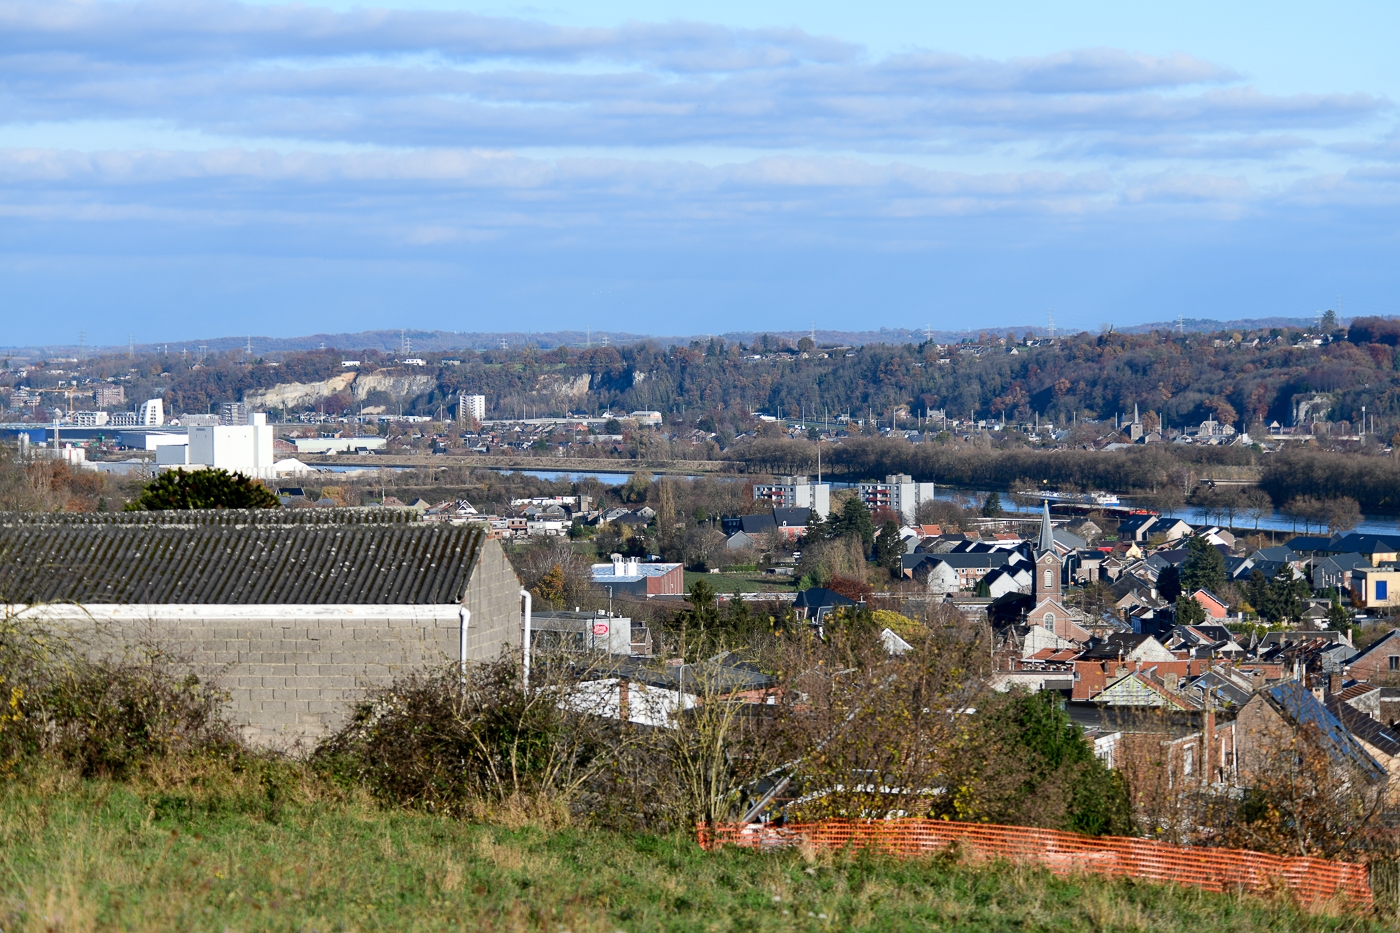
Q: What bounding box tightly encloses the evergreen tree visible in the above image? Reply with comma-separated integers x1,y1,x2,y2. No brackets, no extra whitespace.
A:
1180,536,1227,593
127,468,279,511
990,691,1133,836
1270,565,1311,625
981,491,1003,517
874,519,905,578
1247,569,1278,623
1327,594,1353,633
1175,593,1207,626
835,496,876,552
1157,565,1183,603
802,511,831,544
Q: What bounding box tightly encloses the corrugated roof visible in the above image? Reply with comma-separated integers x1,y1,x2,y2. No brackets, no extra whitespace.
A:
0,508,419,527
0,519,485,605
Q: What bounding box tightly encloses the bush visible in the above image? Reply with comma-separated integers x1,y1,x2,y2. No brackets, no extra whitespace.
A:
127,467,279,510
1,618,240,780
314,659,616,816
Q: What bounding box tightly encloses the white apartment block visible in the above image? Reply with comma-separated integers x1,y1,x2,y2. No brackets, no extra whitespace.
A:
857,473,937,522
71,411,110,427
137,398,165,426
458,394,486,422
753,475,831,518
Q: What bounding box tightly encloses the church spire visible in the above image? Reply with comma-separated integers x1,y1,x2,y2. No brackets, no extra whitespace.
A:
1038,500,1055,554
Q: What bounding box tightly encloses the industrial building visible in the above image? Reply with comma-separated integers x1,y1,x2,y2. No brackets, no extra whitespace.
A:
591,554,685,597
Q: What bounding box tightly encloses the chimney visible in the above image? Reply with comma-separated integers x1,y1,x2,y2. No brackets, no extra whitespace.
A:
1164,672,1179,691
1328,672,1342,696
627,557,639,576
1251,669,1266,690
610,553,623,575
1205,709,1217,781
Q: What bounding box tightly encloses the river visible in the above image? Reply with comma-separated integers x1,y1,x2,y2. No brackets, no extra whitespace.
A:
315,464,1397,538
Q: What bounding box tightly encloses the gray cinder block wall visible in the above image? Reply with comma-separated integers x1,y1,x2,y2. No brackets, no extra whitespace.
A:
20,537,524,748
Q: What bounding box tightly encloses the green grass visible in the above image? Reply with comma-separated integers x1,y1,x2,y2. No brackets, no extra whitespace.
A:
685,571,797,594
0,764,1387,932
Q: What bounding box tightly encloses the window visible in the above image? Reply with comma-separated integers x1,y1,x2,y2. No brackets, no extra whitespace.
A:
1378,580,1389,601
1044,568,1053,589
1183,748,1194,776
1390,656,1398,672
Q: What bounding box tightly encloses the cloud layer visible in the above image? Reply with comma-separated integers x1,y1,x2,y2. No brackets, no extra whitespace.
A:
0,0,1397,341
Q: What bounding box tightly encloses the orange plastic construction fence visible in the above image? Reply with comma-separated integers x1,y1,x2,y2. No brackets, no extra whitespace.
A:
698,819,1372,908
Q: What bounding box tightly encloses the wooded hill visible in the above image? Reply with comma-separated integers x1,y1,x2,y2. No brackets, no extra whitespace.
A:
122,317,1400,435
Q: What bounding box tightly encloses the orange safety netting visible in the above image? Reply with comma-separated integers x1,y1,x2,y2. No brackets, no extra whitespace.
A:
698,819,1372,908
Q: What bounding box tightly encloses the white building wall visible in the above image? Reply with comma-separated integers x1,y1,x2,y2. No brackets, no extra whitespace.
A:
458,394,486,422
186,413,275,477
137,398,165,426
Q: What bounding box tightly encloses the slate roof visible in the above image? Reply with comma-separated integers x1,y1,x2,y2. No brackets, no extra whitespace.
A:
0,514,485,604
1325,696,1400,758
1260,681,1387,782
1287,535,1344,553
793,587,856,610
772,507,811,528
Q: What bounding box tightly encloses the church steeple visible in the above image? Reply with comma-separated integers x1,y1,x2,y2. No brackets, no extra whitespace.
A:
1037,499,1055,554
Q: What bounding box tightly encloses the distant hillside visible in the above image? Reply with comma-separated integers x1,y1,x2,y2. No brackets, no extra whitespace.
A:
1,315,1370,360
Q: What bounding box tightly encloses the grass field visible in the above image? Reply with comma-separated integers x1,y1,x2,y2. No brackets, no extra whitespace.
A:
683,570,797,594
1,762,1386,933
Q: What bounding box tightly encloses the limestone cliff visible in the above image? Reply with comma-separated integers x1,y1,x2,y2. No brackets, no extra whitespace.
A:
242,369,438,410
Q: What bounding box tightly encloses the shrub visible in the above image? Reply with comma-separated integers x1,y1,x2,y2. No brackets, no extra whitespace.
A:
314,659,616,816
1,612,240,779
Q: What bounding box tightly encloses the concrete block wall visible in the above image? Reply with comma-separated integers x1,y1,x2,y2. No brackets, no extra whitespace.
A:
22,538,524,749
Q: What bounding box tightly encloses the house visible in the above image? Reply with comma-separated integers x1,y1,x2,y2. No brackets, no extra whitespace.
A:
0,508,523,746
1347,630,1400,680
771,507,812,539
1323,696,1400,802
1352,567,1400,609
1189,588,1230,620
723,530,760,551
1313,553,1371,592
1091,670,1202,710
1235,681,1387,786
1116,514,1160,542
793,587,856,623
905,552,1012,593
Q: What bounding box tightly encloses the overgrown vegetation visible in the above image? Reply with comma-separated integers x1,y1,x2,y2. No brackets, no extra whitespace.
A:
6,764,1382,932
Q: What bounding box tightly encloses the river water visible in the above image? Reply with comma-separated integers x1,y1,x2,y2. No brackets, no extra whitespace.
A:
315,464,1397,538
500,469,1398,538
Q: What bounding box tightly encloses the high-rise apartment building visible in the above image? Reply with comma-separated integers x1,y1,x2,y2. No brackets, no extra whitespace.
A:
458,394,486,423
856,474,937,523
752,475,831,518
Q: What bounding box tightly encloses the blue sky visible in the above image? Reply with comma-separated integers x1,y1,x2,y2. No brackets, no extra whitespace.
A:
2,0,1398,346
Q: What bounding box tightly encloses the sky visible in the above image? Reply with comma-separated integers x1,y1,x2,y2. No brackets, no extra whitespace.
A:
2,0,1399,347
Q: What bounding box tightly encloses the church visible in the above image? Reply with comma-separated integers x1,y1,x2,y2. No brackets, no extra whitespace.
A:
1024,501,1092,642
